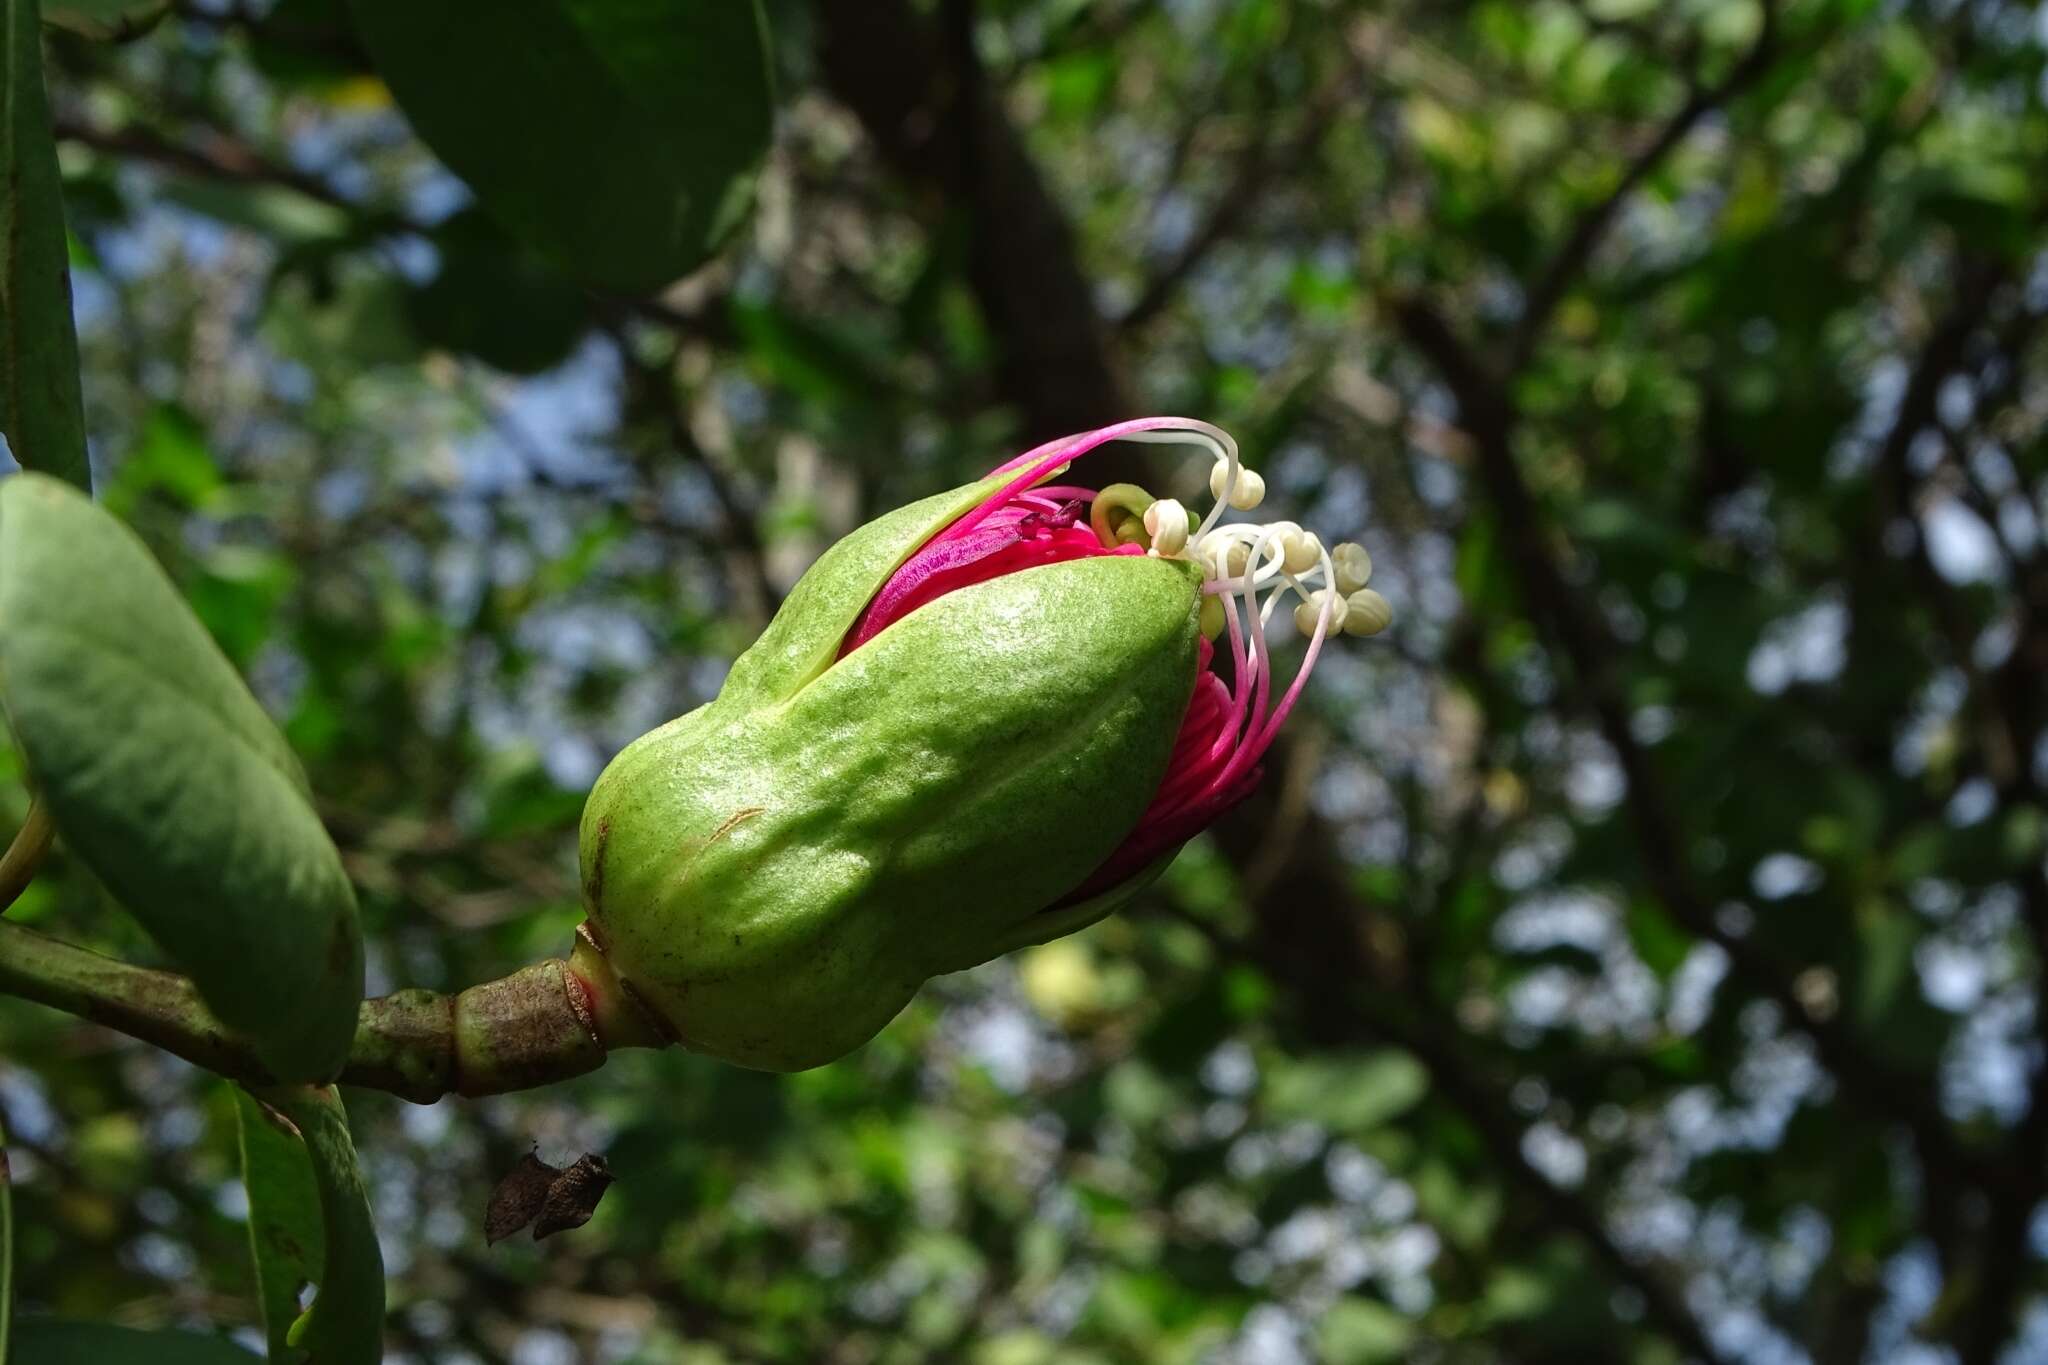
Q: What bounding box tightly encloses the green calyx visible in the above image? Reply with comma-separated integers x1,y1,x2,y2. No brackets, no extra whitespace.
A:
577,491,1203,1071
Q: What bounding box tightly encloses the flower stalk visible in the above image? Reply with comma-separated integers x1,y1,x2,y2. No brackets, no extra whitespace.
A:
0,918,655,1101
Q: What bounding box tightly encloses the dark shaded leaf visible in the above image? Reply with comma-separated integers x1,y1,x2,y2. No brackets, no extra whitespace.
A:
40,0,167,40
406,210,591,375
11,1320,260,1363
1,0,89,488
347,0,774,290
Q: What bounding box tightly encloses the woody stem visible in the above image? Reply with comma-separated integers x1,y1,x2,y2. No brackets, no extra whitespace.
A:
0,919,665,1101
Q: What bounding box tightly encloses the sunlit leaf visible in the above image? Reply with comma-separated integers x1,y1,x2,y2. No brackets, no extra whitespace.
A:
0,476,363,1081
1264,1051,1428,1134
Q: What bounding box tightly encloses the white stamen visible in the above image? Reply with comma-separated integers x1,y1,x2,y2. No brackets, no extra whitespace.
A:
1332,542,1372,593
1144,498,1189,556
1115,423,1390,685
1121,421,1240,543
1210,462,1266,511
1343,589,1393,637
1280,529,1321,576
1295,588,1346,636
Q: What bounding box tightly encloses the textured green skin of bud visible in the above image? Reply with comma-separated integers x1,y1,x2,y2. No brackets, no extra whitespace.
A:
579,481,1202,1071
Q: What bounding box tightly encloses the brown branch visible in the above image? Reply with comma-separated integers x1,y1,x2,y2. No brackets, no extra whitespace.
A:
611,331,780,623
1392,292,1978,1185
51,113,405,229
55,114,730,346
1865,266,2048,1365
1199,804,1723,1363
816,0,1130,447
1118,47,1368,332
1372,1007,1722,1365
1509,0,1781,368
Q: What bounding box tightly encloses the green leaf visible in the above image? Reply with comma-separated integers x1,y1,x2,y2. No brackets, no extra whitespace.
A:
40,0,168,40
10,1321,259,1364
0,475,364,1081
160,180,353,246
347,0,774,291
403,210,590,374
235,1088,325,1362
2,0,90,489
1317,1298,1416,1365
260,1086,385,1365
1264,1051,1429,1134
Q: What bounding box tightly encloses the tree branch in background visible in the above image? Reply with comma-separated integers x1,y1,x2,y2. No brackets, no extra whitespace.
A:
1857,257,2048,1365
51,112,408,231
1392,292,1977,1185
816,0,1130,447
1193,812,1725,1364
611,331,780,624
1118,43,1370,333
819,11,1728,1356
1509,0,1781,370
1369,1006,1722,1365
53,112,733,347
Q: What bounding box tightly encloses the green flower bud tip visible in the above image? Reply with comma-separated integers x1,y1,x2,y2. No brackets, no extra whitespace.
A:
575,417,1394,1070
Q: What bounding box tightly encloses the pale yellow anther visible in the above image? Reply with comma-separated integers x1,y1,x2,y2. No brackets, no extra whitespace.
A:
1207,462,1265,511
1208,461,1233,501
1294,588,1346,636
1144,498,1189,556
1281,529,1321,576
1344,588,1393,637
1224,541,1252,578
1199,595,1227,640
1332,542,1372,593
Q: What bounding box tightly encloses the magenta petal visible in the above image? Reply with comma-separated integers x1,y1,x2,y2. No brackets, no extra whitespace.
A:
843,508,1108,654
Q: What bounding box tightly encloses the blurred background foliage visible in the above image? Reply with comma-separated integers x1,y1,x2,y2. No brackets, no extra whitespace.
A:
4,0,2048,1361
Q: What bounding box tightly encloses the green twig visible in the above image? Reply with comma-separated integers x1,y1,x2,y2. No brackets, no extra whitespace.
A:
0,919,663,1101
0,800,52,914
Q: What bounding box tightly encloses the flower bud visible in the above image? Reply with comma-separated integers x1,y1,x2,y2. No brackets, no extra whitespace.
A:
575,418,1389,1070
